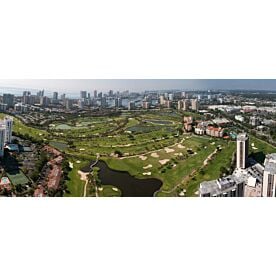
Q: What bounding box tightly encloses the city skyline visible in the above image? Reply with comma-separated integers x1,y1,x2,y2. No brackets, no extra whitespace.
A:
1,79,276,94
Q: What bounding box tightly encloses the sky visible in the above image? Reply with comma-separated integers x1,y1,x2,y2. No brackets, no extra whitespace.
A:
0,79,276,93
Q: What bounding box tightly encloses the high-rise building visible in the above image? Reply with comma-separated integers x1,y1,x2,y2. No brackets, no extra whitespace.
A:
108,90,114,97
128,101,135,110
53,92,58,100
3,94,14,108
159,95,165,105
236,133,249,169
23,91,31,97
40,96,49,107
37,90,44,97
168,93,174,101
142,101,150,109
80,91,87,99
65,99,73,110
4,117,13,144
191,99,199,111
0,124,6,157
183,99,189,111
262,153,276,197
164,100,172,108
94,90,98,98
177,100,183,110
78,99,84,109
115,98,122,108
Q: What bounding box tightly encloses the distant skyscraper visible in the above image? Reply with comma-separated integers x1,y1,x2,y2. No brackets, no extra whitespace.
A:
78,99,84,109
37,90,44,97
65,99,73,110
94,90,98,98
23,91,31,97
3,94,14,108
262,153,276,197
101,97,107,108
236,133,249,169
128,101,135,110
80,91,87,99
159,95,165,105
115,98,122,108
40,96,49,107
191,99,199,111
177,100,183,110
142,101,150,109
53,92,58,100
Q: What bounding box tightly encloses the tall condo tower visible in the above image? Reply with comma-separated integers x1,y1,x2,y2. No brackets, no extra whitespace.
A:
236,133,249,169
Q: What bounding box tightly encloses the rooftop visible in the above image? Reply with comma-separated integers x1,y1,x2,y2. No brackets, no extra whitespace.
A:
237,133,248,141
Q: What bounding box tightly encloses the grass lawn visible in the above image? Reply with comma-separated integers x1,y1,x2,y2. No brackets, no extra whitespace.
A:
98,185,122,197
185,141,236,196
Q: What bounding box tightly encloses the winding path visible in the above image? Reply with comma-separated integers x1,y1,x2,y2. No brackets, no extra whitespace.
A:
81,154,100,197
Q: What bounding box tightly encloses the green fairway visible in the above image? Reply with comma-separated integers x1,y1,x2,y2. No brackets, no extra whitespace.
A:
65,160,87,197
3,110,276,197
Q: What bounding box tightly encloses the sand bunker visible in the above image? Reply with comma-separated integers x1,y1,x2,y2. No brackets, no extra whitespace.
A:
143,164,153,169
112,187,119,191
139,155,148,161
69,162,73,169
164,147,175,153
76,160,81,164
159,159,170,165
143,172,152,176
79,148,85,151
151,153,159,158
78,171,88,181
177,144,185,149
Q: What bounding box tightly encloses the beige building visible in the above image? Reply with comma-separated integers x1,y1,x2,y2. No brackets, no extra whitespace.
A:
191,99,199,111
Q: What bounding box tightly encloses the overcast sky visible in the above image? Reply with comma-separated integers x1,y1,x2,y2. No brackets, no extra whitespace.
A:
0,79,276,93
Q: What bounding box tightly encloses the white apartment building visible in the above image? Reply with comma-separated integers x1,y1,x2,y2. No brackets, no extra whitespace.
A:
236,133,249,169
262,153,276,197
4,117,13,144
0,124,6,157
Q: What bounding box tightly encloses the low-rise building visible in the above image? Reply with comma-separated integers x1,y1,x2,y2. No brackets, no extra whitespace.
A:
206,126,224,138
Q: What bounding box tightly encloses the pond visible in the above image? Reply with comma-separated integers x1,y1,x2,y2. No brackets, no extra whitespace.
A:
81,160,162,197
